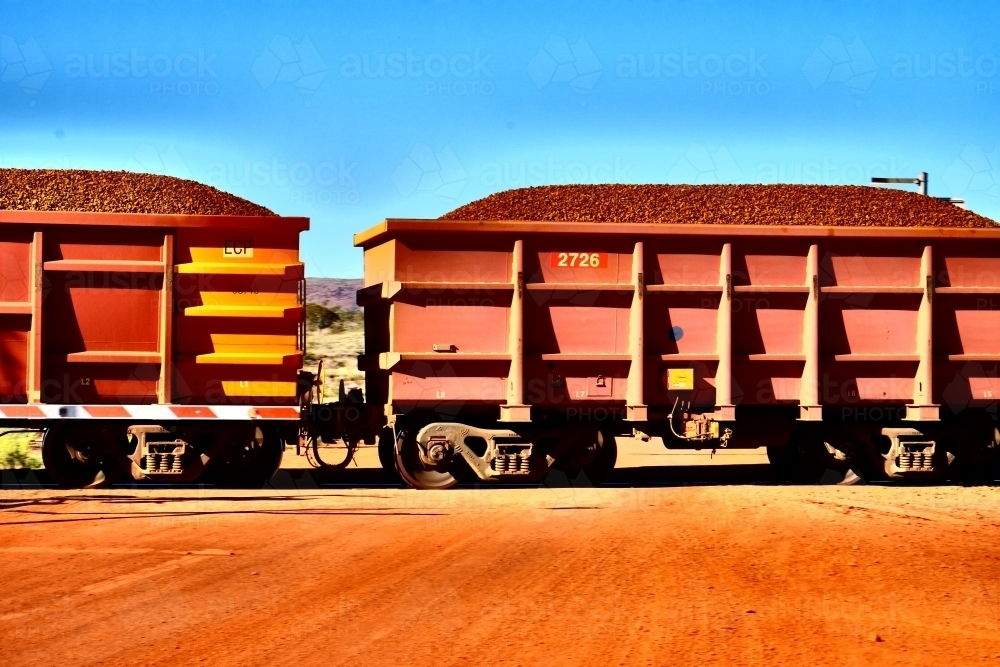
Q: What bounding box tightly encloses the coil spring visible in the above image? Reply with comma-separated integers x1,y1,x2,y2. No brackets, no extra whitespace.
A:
171,453,182,472
519,455,530,472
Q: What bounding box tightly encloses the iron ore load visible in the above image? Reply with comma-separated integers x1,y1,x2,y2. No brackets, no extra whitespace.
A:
356,184,1000,488
0,169,312,487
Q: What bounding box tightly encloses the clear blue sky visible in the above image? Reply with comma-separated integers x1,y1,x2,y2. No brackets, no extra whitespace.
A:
2,0,998,277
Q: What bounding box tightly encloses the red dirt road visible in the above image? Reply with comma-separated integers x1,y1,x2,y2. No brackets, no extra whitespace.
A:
2,483,1000,666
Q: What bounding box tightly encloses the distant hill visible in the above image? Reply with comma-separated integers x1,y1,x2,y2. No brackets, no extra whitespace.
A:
306,278,364,310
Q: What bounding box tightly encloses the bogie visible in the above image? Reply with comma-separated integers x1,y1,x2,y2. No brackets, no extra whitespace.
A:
39,421,285,489
389,419,619,490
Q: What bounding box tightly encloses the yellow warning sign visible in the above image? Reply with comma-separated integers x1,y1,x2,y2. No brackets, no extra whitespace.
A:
665,368,695,391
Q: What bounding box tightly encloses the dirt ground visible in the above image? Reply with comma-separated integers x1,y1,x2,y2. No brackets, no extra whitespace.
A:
2,444,1000,666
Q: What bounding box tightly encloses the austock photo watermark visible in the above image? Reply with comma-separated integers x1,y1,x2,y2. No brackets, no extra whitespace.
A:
127,143,192,179
616,47,770,96
890,49,999,94
528,35,603,96
393,143,638,202
205,156,361,205
1,34,51,101
252,35,327,96
755,157,912,185
64,47,220,96
803,35,998,101
944,144,998,203
669,144,742,183
480,156,635,189
528,36,770,98
802,35,878,105
339,47,494,96
392,144,468,201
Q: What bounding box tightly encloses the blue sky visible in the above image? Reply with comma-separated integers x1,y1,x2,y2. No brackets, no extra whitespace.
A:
2,0,999,277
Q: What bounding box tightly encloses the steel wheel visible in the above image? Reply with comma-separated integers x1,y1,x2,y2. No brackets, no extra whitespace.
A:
377,427,403,484
42,424,121,489
582,429,618,485
211,426,284,488
552,427,616,484
395,429,467,490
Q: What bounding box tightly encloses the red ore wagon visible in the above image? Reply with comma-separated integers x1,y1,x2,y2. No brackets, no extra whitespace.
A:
0,169,320,487
356,184,1000,488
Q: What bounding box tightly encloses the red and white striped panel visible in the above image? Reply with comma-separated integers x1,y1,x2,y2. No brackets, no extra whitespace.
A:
0,405,302,420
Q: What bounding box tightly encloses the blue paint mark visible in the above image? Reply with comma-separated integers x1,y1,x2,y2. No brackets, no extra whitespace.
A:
670,326,684,342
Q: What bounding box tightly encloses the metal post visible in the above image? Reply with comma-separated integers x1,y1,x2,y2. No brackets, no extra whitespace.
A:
626,241,646,421
714,243,735,421
501,239,530,422
799,244,822,420
906,244,939,421
27,231,43,404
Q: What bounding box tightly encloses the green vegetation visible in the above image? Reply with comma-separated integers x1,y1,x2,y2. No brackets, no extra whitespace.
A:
306,303,363,333
306,303,340,330
0,432,42,469
304,305,365,394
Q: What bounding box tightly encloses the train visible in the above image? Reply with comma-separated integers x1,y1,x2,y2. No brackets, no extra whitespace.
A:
5,179,1000,489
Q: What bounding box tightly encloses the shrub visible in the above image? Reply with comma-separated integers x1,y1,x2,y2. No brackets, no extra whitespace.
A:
0,433,41,469
306,303,341,330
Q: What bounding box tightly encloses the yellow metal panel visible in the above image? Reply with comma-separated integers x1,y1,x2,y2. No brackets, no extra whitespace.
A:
201,291,298,307
196,351,302,365
221,380,298,397
187,245,298,264
175,261,303,276
666,368,695,391
210,333,298,353
363,240,397,286
184,305,298,318
183,292,301,318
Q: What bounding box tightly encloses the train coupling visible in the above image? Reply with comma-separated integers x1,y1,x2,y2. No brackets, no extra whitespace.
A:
682,414,733,446
667,398,733,446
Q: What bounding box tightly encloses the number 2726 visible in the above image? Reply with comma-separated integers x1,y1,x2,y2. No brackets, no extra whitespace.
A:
551,252,607,268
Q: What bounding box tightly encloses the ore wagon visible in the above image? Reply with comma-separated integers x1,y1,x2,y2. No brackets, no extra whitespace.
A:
356,184,1000,489
0,170,321,487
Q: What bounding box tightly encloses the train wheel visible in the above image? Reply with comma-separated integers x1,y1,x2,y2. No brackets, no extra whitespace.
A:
377,427,403,484
42,424,121,489
211,426,284,488
766,443,799,481
767,432,826,483
395,429,467,490
582,429,618,485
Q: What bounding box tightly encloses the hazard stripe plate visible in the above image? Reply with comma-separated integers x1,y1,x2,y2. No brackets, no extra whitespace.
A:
0,405,302,420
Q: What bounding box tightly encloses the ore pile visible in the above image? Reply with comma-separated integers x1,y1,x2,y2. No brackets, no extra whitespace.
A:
442,184,996,228
0,169,274,216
